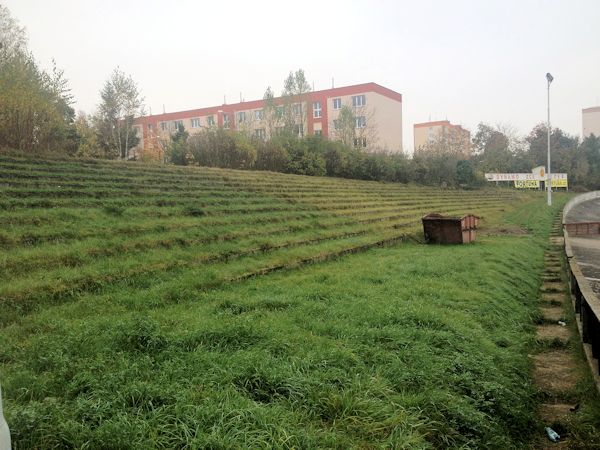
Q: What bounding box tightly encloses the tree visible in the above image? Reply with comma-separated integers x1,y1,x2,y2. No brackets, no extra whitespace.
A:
74,112,103,157
576,134,600,188
456,160,477,187
281,69,311,137
333,105,356,147
323,140,350,177
0,6,76,153
262,86,278,138
255,139,289,172
46,59,77,152
472,123,511,171
187,128,256,169
97,68,144,159
0,4,27,63
331,104,379,150
166,123,189,165
525,124,577,173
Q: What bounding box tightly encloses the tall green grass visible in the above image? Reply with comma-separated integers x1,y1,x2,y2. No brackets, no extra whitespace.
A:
0,155,586,448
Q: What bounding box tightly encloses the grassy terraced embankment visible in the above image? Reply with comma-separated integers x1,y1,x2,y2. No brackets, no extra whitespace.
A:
0,156,526,326
0,155,579,448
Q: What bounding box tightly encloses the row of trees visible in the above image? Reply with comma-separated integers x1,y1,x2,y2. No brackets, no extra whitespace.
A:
2,5,599,189
0,5,144,159
160,120,600,189
0,6,76,153
164,126,415,182
471,123,600,189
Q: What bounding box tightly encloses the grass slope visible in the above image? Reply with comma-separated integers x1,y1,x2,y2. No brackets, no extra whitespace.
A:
0,155,582,448
0,155,525,325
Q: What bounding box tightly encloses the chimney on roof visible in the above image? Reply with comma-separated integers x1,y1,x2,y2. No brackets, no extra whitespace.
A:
332,77,334,88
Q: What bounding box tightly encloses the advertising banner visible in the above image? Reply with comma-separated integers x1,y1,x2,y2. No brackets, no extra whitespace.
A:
514,180,540,189
485,173,539,181
551,177,568,188
486,168,567,188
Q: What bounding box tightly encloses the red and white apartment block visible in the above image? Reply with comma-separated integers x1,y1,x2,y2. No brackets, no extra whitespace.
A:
132,82,402,159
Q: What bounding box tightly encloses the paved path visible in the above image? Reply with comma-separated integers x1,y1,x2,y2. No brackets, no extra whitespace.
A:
566,197,600,223
565,198,600,296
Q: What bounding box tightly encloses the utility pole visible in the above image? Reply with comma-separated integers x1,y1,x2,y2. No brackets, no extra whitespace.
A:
546,72,553,206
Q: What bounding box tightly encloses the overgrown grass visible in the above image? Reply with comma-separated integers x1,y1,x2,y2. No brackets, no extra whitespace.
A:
1,154,592,448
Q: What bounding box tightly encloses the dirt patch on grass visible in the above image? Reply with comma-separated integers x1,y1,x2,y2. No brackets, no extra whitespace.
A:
542,275,562,284
540,306,565,322
540,292,565,305
541,282,564,293
532,350,578,394
536,324,570,342
539,403,575,423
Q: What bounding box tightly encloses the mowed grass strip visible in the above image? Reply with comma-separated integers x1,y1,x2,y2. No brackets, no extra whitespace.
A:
0,194,565,448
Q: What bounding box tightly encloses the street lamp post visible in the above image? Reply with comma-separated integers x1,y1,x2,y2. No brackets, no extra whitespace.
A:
546,72,553,206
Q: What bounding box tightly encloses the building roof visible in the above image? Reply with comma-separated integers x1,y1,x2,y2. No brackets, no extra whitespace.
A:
583,106,600,114
413,120,468,132
135,82,402,124
414,120,452,128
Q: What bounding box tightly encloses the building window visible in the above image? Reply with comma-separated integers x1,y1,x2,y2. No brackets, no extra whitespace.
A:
255,128,266,139
354,137,367,148
255,110,264,120
160,122,167,131
294,124,301,135
315,129,322,136
333,98,342,110
223,114,230,128
172,120,183,131
352,95,366,107
355,116,366,128
427,128,435,142
207,115,215,126
147,123,153,130
191,118,200,128
293,104,301,116
333,119,340,130
313,101,322,118
276,106,284,118
237,111,246,123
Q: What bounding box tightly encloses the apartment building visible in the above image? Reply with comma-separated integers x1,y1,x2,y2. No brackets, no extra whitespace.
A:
413,120,471,157
583,106,600,138
131,82,402,158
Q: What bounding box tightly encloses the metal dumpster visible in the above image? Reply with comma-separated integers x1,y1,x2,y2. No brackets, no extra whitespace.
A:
422,213,479,244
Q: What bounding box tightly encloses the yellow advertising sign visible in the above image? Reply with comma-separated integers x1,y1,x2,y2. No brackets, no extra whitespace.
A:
552,178,568,188
514,180,540,189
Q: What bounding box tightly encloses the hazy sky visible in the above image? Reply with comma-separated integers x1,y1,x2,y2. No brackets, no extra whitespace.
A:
4,0,600,152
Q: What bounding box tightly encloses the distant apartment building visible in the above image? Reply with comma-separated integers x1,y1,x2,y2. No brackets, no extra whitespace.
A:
582,106,600,138
131,83,403,159
413,120,471,157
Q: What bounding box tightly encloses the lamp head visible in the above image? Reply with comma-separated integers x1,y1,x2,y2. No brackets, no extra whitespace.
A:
546,73,554,84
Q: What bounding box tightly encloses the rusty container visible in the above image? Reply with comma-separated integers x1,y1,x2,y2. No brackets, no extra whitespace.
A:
422,213,480,244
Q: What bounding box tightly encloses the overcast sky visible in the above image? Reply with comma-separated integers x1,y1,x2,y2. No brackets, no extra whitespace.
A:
4,0,600,152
